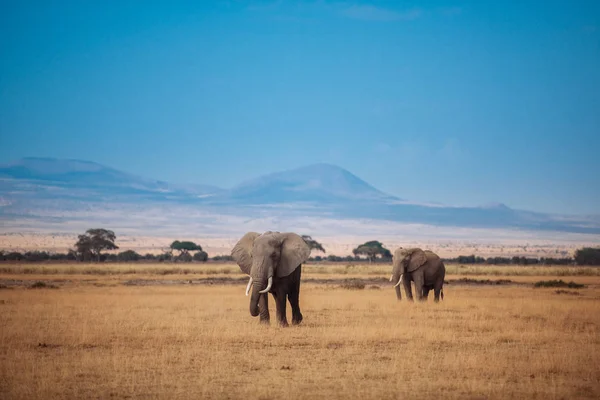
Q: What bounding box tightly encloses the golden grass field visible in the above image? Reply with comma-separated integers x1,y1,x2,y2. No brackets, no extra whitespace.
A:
1,263,599,399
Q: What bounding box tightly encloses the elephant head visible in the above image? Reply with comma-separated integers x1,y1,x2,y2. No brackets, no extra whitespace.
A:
390,247,428,287
231,231,310,317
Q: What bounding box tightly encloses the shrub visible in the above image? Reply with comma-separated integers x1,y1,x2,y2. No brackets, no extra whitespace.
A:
212,255,233,261
117,250,142,262
29,281,58,289
193,251,209,262
554,290,581,295
177,253,193,263
340,279,365,290
456,255,486,264
24,251,51,262
3,252,24,261
486,257,512,265
540,257,573,265
157,252,173,262
533,280,585,289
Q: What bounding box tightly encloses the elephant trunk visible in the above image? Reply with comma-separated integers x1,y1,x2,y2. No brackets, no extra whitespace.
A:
391,265,403,287
249,283,263,317
249,259,273,317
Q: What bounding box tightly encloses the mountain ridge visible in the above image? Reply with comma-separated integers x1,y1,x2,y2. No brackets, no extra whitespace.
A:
1,157,599,235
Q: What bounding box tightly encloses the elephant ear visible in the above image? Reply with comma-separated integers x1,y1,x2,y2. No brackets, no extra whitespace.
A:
277,232,311,278
405,248,428,272
231,232,260,275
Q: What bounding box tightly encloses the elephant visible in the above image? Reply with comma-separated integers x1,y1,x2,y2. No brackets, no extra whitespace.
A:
231,231,310,326
390,247,445,302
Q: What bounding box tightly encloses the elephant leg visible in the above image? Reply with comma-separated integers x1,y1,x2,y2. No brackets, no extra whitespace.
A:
274,289,289,327
258,293,270,324
433,273,445,302
434,280,444,303
433,288,441,302
403,276,414,301
422,287,430,300
289,275,303,325
413,274,425,302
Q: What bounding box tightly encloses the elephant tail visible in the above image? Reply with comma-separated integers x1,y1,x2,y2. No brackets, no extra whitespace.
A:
441,289,444,301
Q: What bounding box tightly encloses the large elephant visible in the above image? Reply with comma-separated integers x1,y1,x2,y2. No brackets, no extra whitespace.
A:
390,247,445,302
231,231,310,326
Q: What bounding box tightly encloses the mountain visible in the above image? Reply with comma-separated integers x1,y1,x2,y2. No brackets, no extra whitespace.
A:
225,163,398,204
0,157,223,200
1,157,599,235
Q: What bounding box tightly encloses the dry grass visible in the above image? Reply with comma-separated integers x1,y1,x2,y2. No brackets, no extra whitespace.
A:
1,275,599,399
444,264,600,277
1,262,599,277
0,263,241,276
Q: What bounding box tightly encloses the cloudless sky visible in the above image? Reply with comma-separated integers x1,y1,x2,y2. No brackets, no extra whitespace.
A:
1,1,599,214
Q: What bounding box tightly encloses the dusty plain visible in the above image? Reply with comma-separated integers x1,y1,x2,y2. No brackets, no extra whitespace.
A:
1,263,599,399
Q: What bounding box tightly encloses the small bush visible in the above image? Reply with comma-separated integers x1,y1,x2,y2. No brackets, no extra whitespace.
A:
554,290,581,295
212,255,234,262
450,278,513,285
193,251,209,262
534,280,585,289
24,251,51,262
3,252,24,261
29,281,59,289
176,253,193,263
340,279,365,290
157,252,173,262
117,250,142,262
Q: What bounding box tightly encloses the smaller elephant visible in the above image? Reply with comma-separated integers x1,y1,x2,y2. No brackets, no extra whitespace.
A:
390,247,445,302
231,231,310,326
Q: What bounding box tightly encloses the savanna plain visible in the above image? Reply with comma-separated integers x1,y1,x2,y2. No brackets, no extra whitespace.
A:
1,263,599,399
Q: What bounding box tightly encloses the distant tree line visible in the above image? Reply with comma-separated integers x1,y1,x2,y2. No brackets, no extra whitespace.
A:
439,248,600,266
1,229,599,266
0,229,213,263
2,250,596,265
0,249,212,263
446,255,576,265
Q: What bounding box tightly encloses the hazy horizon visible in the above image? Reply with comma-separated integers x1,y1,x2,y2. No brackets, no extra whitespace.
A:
2,1,599,214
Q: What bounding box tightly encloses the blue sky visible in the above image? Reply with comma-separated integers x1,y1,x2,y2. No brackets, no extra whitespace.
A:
1,1,599,214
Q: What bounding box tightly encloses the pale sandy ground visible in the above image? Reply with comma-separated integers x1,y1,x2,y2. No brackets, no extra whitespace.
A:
2,206,599,257
1,231,598,258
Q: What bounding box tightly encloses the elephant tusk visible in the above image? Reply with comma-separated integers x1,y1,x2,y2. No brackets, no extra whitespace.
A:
389,274,394,282
245,277,253,296
259,276,273,294
394,274,403,288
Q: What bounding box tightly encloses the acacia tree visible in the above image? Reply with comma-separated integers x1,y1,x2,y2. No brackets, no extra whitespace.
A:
352,241,392,263
302,235,326,254
170,240,204,262
74,228,119,262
